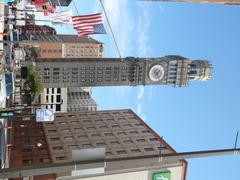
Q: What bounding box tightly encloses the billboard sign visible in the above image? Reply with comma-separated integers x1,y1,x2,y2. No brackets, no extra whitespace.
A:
152,171,171,180
36,109,54,122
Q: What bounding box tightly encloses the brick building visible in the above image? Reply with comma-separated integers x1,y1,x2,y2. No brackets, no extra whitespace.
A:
10,109,187,180
20,34,104,59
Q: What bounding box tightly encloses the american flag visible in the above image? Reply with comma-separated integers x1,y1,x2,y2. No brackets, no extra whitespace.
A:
72,13,107,37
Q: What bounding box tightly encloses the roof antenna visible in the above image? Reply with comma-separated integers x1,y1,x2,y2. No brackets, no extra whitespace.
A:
234,131,239,154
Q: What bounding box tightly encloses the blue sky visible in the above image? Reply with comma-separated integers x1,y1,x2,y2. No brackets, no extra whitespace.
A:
53,0,240,179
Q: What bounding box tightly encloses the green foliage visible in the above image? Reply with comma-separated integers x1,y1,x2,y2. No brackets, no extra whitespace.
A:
22,63,43,105
13,0,21,5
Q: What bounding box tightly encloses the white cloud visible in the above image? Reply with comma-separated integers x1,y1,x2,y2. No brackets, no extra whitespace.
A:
137,3,153,56
103,0,134,56
137,86,145,99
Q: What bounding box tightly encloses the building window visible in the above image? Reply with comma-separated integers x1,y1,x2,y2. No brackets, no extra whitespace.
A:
48,129,57,133
117,131,127,135
135,123,143,127
51,95,54,103
136,139,146,143
129,131,138,135
104,133,114,137
71,121,78,124
57,88,61,93
82,144,93,148
131,149,141,153
46,88,49,94
149,137,158,141
40,158,50,163
74,128,83,132
107,118,114,122
21,148,32,152
56,95,61,102
142,130,151,134
22,159,33,165
105,151,112,156
50,137,60,141
78,135,88,140
56,156,66,161
68,114,76,118
53,146,63,150
82,120,91,123
112,124,120,128
59,122,67,125
52,88,54,94
56,104,61,112
144,147,154,152
116,149,127,155
91,134,101,138
68,145,78,150
96,142,106,147
64,136,74,140
117,117,125,122
99,125,108,129
61,129,70,133
87,126,96,130
94,119,103,123
123,140,133,144
123,124,132,128
110,141,120,145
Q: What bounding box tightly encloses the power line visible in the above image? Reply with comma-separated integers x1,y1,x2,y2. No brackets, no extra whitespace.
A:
99,0,122,58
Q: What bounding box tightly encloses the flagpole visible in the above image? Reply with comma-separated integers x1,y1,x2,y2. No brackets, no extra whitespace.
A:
72,0,81,15
99,0,122,58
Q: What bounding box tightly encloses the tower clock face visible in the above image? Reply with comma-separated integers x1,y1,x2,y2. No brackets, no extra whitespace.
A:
149,64,165,82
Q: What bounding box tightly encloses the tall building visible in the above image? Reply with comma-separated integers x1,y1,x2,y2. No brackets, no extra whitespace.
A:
9,109,187,180
19,25,56,35
67,87,98,112
20,34,105,58
41,87,97,113
35,55,213,88
140,0,240,5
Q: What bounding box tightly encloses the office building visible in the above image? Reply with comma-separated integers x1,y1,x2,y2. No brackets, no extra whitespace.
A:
35,55,213,88
9,109,187,180
41,87,97,113
20,34,105,58
19,25,56,35
67,87,97,112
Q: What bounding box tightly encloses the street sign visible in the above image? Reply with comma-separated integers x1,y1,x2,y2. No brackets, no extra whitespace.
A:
152,171,171,180
0,112,14,118
36,109,54,122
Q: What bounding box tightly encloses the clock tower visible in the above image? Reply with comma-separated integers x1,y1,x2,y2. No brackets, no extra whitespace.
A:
35,55,212,88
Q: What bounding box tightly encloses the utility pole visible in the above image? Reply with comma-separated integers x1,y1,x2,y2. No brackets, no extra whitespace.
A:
0,148,239,179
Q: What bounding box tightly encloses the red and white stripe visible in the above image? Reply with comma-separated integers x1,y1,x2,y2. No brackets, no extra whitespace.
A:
72,13,103,30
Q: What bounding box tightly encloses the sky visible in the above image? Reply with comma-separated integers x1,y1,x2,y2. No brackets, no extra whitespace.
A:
53,0,240,179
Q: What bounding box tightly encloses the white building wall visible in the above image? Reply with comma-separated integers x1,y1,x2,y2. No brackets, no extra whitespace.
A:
60,166,184,180
43,87,67,112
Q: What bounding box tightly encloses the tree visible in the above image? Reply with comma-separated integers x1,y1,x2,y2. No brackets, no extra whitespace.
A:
22,63,43,105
